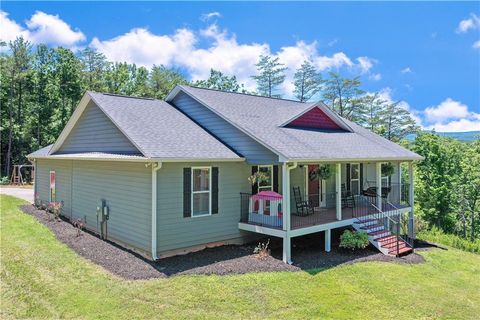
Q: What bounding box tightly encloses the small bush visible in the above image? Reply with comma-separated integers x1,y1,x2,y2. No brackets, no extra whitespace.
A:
253,239,271,259
340,230,370,250
72,218,86,237
418,227,480,254
48,202,63,221
0,176,9,185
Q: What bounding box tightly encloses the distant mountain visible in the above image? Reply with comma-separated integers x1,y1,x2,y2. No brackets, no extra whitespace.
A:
406,131,480,142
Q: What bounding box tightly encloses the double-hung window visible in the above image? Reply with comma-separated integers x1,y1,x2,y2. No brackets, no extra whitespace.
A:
191,167,211,217
257,165,273,192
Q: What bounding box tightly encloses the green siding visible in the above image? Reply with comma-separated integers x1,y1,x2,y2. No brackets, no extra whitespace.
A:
156,162,251,254
35,159,151,253
57,101,139,154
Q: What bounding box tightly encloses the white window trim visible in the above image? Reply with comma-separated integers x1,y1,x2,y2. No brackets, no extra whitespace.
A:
191,166,212,218
350,163,360,195
257,165,273,192
49,170,56,202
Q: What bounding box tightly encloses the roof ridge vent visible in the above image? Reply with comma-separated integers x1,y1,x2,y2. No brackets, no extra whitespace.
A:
101,92,155,100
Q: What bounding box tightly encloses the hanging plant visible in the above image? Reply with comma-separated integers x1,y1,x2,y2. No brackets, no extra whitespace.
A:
310,164,332,181
381,162,395,177
248,171,270,186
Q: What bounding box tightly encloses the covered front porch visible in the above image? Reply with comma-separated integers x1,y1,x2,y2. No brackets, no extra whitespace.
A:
238,160,415,263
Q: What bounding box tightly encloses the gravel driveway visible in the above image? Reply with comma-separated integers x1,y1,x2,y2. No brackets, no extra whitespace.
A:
0,186,34,202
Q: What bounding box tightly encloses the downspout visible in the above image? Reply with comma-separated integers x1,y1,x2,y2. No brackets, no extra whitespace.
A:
151,161,162,260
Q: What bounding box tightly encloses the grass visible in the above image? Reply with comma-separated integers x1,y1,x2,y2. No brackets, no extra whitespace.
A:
1,194,480,319
418,227,480,254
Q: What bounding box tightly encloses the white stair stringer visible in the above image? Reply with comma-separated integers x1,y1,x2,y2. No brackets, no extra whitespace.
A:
353,219,392,256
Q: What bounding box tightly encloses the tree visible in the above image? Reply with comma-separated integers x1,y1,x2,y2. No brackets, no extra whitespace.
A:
378,101,419,142
412,133,464,232
293,60,323,102
79,47,108,92
322,72,365,121
149,65,188,99
361,93,385,133
53,47,83,129
252,55,287,98
194,69,244,92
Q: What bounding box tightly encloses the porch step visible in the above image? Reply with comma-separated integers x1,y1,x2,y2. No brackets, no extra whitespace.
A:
388,244,413,256
368,230,391,239
361,224,384,231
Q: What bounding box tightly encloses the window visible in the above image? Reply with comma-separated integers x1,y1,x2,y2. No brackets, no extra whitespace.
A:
350,163,360,195
257,165,273,192
381,175,390,187
191,167,211,217
49,171,56,202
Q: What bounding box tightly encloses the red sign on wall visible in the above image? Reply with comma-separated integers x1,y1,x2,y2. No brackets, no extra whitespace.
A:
49,171,56,202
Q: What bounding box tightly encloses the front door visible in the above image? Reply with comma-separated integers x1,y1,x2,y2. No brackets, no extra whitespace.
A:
306,165,327,208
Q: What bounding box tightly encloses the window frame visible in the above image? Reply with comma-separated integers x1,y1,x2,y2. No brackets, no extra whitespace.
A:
191,166,212,218
257,165,273,192
350,163,360,195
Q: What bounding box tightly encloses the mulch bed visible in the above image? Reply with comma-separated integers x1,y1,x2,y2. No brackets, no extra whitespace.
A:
20,204,430,280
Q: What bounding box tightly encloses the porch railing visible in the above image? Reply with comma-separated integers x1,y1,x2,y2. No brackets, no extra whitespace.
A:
363,181,410,207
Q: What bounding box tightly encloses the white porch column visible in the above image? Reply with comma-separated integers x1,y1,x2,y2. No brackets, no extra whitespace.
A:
397,162,402,203
408,162,415,239
375,162,382,210
281,163,290,231
283,235,292,264
325,229,331,252
335,163,342,220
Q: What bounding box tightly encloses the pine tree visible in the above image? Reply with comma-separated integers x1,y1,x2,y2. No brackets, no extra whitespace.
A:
322,72,365,121
194,69,244,92
379,101,419,142
149,65,188,99
79,47,108,92
293,60,323,102
252,55,287,98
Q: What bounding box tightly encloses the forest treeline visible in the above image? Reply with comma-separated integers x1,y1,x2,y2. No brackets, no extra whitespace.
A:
1,37,478,241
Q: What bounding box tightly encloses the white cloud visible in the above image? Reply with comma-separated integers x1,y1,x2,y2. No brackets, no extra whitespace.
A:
356,56,375,73
456,13,480,33
200,12,222,22
401,67,412,74
423,98,480,132
369,73,382,81
473,40,480,49
91,23,378,96
327,38,338,47
0,10,85,49
375,88,423,126
424,98,469,123
0,11,29,42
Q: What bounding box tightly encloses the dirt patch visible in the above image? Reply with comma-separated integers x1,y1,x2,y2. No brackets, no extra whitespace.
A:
20,204,426,280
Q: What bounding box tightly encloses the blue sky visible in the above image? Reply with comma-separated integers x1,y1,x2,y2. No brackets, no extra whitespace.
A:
2,1,479,131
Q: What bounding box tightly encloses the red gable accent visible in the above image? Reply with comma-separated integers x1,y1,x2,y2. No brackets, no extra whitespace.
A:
287,107,341,130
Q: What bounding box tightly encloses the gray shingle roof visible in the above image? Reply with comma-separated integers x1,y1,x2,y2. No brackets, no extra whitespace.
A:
175,85,422,161
27,145,148,161
83,92,240,160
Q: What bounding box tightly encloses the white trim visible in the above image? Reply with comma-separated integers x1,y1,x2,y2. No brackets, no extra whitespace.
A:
238,222,286,238
335,163,341,220
28,155,245,163
289,157,423,162
191,166,212,217
166,85,290,160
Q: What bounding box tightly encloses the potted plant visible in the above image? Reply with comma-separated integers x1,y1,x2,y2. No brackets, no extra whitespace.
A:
309,164,332,181
248,171,270,186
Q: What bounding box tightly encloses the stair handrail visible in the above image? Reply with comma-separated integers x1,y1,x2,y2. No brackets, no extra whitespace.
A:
370,202,403,256
386,200,415,250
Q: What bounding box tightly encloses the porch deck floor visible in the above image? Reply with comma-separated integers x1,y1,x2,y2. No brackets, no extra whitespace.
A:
291,207,354,230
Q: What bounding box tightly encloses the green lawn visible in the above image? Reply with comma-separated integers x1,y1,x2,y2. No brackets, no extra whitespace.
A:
1,195,479,319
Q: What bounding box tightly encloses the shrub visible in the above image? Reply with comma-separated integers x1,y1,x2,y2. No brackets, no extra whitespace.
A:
417,227,480,254
48,202,63,221
0,176,9,185
72,218,86,237
340,230,370,250
253,239,271,259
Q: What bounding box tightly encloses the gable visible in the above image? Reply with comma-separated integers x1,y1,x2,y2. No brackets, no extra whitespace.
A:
285,107,343,130
55,100,140,155
171,91,279,164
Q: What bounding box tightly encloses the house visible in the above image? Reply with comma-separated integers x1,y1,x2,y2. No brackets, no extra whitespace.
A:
28,85,423,263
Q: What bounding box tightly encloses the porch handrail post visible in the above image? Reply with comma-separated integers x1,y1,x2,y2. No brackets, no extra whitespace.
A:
376,162,382,210
408,161,415,239
335,163,341,220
